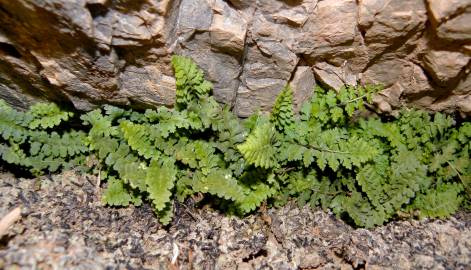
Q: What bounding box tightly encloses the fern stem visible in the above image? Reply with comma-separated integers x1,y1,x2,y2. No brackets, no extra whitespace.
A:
339,94,368,106
277,167,297,174
447,161,464,183
297,143,350,154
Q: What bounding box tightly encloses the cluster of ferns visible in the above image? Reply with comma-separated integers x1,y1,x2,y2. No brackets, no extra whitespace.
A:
0,55,469,227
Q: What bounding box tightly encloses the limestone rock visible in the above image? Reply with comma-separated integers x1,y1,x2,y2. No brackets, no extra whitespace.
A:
426,0,471,41
422,50,470,85
296,0,362,63
0,0,470,116
436,13,471,41
358,0,428,58
210,1,247,53
427,0,471,22
290,66,316,112
313,62,358,91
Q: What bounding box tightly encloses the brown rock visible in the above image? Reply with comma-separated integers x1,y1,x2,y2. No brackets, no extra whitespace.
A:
427,0,470,23
426,0,471,41
290,66,316,111
210,1,247,53
358,0,428,58
0,0,470,116
422,50,470,85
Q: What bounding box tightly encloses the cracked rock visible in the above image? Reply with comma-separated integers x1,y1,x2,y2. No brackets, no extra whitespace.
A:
0,0,469,116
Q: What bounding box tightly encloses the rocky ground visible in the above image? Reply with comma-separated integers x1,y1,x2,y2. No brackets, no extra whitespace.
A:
0,169,470,270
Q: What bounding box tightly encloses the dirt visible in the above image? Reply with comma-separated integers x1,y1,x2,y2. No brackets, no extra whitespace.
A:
0,169,470,270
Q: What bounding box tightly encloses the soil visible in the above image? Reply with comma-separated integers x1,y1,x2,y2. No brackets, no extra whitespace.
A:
0,169,470,270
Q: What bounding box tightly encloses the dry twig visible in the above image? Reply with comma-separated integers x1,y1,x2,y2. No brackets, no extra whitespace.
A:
0,207,21,237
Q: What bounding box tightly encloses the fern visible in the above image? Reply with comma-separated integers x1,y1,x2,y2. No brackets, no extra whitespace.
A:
410,183,463,219
146,159,177,211
238,120,278,169
305,85,382,127
172,55,213,110
156,203,174,225
238,182,276,213
271,85,295,133
102,177,142,207
120,121,160,159
0,55,469,228
0,100,85,174
28,103,73,130
0,100,29,143
192,170,245,201
236,171,276,213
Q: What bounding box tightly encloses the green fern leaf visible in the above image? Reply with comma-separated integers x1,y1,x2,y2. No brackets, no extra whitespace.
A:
238,122,278,169
172,55,212,109
146,160,177,211
238,182,275,213
356,162,387,208
192,170,244,201
411,183,463,219
271,85,295,132
156,203,174,225
0,101,29,143
120,121,160,159
81,110,117,138
28,103,73,129
102,178,134,206
341,191,388,228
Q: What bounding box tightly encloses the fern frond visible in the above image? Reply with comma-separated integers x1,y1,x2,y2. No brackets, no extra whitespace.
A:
192,170,244,201
0,142,31,167
81,109,117,138
238,122,278,169
271,85,295,132
115,158,147,191
238,182,275,213
381,149,430,215
356,163,387,209
102,178,134,206
155,107,194,137
156,203,174,225
146,159,177,211
0,100,29,143
341,191,388,228
120,121,160,159
411,183,463,219
28,103,73,129
172,55,212,109
305,85,381,127
187,96,221,130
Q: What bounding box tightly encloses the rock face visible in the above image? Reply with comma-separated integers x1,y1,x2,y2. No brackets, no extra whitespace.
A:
0,0,469,116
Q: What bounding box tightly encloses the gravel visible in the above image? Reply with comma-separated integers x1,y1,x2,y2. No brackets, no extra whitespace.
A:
0,170,470,270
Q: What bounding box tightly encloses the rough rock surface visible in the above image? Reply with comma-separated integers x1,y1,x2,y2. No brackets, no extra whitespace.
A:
0,170,470,270
0,0,470,116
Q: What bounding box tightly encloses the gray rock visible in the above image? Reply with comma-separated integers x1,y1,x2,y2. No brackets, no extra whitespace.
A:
290,66,316,112
210,0,247,54
178,0,213,32
119,65,176,108
436,13,471,41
